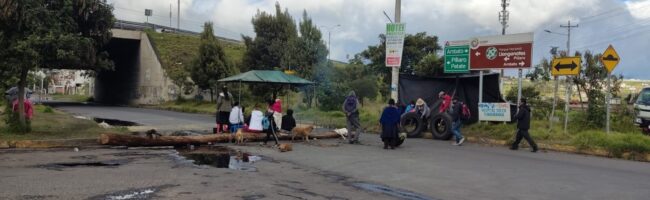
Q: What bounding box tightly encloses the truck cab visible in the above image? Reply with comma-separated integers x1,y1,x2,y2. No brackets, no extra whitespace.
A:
634,87,650,134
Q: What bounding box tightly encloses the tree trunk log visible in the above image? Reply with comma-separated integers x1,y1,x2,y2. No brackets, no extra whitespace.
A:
100,131,341,147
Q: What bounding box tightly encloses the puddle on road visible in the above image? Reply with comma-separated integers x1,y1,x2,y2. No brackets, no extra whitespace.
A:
351,182,437,200
175,146,260,172
93,117,141,126
39,160,128,171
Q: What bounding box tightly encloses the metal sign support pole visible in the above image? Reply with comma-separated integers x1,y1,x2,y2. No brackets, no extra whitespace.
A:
606,72,611,133
517,69,522,108
551,76,558,128
564,78,570,133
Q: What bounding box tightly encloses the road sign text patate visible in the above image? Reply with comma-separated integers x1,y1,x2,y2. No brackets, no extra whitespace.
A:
551,57,581,76
444,44,470,73
601,45,620,73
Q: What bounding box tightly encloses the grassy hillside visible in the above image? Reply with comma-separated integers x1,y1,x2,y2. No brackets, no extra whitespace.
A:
145,30,246,80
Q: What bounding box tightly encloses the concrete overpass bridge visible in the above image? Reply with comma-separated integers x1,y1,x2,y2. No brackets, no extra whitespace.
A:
95,20,240,105
94,28,171,105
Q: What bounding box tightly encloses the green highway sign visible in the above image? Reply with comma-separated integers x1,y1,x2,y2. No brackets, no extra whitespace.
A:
444,45,470,73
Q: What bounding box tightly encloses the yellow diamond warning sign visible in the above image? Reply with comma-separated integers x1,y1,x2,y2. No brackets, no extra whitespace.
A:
601,45,620,73
551,57,581,76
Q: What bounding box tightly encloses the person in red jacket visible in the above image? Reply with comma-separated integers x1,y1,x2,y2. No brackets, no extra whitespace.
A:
438,91,452,113
12,98,33,120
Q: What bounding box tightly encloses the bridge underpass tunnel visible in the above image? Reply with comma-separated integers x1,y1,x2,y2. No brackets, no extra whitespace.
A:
95,38,140,105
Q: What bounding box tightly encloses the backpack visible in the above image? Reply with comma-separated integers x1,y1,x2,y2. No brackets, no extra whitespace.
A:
262,116,270,130
460,102,471,120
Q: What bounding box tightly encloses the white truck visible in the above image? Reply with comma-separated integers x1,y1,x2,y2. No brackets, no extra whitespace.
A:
634,87,650,134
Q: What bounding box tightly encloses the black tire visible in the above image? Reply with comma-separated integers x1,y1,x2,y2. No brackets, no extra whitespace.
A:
430,113,453,140
400,112,424,138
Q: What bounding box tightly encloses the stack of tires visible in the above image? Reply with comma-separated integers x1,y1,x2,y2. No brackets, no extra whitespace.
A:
399,109,453,141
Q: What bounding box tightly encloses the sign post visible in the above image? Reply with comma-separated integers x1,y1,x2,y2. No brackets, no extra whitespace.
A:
386,22,405,101
601,45,620,134
469,33,533,116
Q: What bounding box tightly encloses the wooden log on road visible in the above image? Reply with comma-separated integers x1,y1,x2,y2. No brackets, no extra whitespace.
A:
99,131,341,147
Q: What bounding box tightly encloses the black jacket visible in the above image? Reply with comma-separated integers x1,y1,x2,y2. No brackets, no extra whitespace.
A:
515,105,531,130
282,115,296,131
450,101,462,121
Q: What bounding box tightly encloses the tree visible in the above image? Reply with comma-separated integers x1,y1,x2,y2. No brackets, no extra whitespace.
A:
0,0,114,132
190,22,231,102
526,58,552,82
282,10,328,80
579,51,608,127
242,2,298,99
355,32,442,94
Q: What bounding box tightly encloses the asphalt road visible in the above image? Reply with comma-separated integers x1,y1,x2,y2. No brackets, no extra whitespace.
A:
28,103,650,200
48,102,216,132
240,135,650,200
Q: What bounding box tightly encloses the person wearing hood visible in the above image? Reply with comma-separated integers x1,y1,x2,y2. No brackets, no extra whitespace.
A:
343,91,361,144
380,99,401,149
510,98,538,152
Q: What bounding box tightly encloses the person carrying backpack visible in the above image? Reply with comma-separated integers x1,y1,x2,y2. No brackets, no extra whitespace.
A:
343,91,361,144
450,97,466,146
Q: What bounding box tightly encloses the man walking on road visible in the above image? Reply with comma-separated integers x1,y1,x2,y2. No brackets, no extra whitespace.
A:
450,97,465,146
510,98,538,152
343,91,361,144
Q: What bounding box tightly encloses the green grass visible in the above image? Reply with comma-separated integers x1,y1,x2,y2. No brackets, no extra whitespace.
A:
463,116,650,159
145,30,246,76
50,94,91,102
0,105,128,141
149,99,216,114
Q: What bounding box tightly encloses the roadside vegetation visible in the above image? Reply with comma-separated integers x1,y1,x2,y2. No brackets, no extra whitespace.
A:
0,104,128,141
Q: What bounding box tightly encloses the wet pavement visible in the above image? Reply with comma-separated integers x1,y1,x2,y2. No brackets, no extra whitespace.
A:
0,146,399,200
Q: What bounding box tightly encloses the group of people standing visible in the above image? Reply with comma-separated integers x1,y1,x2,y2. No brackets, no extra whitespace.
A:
214,86,296,146
215,86,536,153
375,90,536,152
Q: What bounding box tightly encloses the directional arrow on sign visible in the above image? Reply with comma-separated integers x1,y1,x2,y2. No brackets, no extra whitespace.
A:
518,61,525,67
554,61,578,71
551,57,581,76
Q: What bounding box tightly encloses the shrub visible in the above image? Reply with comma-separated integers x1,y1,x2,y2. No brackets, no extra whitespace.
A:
571,131,650,157
43,106,54,113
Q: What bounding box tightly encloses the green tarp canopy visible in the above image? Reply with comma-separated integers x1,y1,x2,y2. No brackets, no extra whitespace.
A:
218,70,314,85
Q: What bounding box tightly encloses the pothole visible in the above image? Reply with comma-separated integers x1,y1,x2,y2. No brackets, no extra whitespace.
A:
39,160,128,171
351,182,437,200
93,117,141,126
175,146,260,172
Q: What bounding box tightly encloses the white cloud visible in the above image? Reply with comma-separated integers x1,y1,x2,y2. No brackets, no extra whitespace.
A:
108,0,650,78
626,0,650,19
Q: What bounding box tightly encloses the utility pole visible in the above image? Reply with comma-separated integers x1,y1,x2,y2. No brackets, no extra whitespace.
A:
169,4,172,27
390,0,401,101
560,20,578,133
499,0,510,101
177,0,180,31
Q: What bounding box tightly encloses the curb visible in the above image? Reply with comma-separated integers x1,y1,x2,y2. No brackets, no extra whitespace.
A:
0,138,98,149
465,136,650,162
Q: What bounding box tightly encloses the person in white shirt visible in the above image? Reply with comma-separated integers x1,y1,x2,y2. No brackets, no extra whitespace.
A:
246,104,264,133
229,102,245,133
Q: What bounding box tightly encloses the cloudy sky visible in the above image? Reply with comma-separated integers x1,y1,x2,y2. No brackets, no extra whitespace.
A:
108,0,650,79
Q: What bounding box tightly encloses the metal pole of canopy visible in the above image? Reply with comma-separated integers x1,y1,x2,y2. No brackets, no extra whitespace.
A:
238,80,242,104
